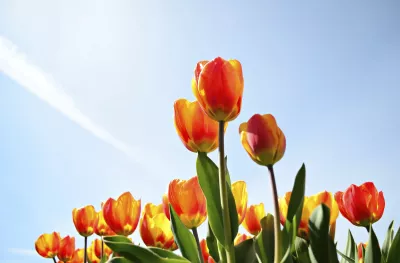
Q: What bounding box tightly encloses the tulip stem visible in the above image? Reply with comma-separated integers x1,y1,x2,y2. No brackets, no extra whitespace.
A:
52,257,57,263
329,221,336,241
192,228,205,263
218,121,235,263
101,236,104,260
84,236,88,263
267,165,281,263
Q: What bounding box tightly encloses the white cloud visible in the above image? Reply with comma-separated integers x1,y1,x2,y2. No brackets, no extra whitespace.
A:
7,248,37,256
0,36,139,161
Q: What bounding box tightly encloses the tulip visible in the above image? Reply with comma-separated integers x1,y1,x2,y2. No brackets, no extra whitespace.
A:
234,233,251,246
57,236,75,262
103,192,141,236
35,232,61,258
242,203,266,235
168,176,207,229
94,210,115,236
192,57,244,122
279,191,339,238
92,238,112,259
87,243,101,263
162,193,171,220
140,203,177,250
358,242,367,262
239,114,286,167
200,239,216,263
231,181,248,224
174,99,227,153
68,249,84,263
335,182,385,227
72,205,97,237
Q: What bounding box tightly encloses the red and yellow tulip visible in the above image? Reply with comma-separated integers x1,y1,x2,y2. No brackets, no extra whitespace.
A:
168,176,207,229
103,192,141,236
200,239,216,263
162,193,171,220
357,242,367,263
94,209,115,236
279,191,339,238
192,57,244,122
92,238,112,259
72,205,97,237
242,203,266,235
57,235,75,262
234,233,251,246
69,249,84,263
87,243,101,263
231,180,248,224
335,182,385,227
34,232,61,258
140,203,177,250
174,99,226,153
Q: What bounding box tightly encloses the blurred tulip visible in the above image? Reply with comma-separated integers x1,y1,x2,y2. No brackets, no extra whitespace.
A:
140,203,177,250
94,210,115,236
168,176,207,228
174,99,227,153
231,180,248,224
234,233,251,246
103,192,141,236
242,203,266,235
92,238,112,259
239,114,286,166
358,242,367,262
35,232,61,258
57,235,75,262
72,205,97,237
279,191,339,238
192,57,244,122
200,239,216,263
69,249,84,263
335,182,385,227
87,243,101,263
162,193,171,220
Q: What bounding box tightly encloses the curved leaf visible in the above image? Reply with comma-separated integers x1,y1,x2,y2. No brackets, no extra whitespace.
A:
308,204,330,263
339,230,355,263
255,214,275,263
364,226,381,263
235,238,256,263
382,221,394,261
387,226,400,263
206,223,220,262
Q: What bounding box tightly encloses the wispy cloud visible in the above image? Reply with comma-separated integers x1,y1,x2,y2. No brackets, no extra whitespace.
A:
7,248,37,256
0,36,138,160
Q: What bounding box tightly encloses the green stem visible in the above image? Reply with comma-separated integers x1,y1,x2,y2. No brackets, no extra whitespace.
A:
84,236,88,263
101,236,104,260
218,241,227,262
52,257,57,263
365,225,371,233
218,121,235,263
329,220,336,241
192,228,205,263
267,165,281,263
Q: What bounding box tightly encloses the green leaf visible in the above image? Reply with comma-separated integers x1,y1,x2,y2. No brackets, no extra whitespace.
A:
225,156,232,186
353,242,359,263
149,247,187,260
255,214,275,263
339,230,355,263
196,152,239,246
336,250,354,263
382,221,394,261
387,226,400,263
206,223,220,262
280,221,294,263
327,237,340,263
364,226,381,263
308,204,330,263
107,257,134,263
235,238,256,263
286,164,306,225
295,237,311,263
169,205,201,263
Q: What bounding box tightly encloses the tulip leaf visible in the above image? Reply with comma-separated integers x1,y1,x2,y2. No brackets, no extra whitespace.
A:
196,152,239,246
234,238,256,263
108,257,134,263
255,214,275,263
225,155,232,186
339,230,355,263
149,247,188,260
364,225,381,263
169,205,201,263
382,220,394,261
336,250,355,263
280,219,295,263
387,225,400,263
206,222,220,262
295,237,311,263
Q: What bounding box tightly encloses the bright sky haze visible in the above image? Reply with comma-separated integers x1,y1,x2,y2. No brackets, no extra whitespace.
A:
1,1,399,262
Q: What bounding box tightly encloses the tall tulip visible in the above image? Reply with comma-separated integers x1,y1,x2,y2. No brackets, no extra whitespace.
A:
35,232,61,259
103,192,141,236
231,180,248,224
242,203,266,235
174,99,226,153
72,205,96,263
139,203,177,250
192,57,244,122
57,236,75,262
279,191,339,238
335,182,385,227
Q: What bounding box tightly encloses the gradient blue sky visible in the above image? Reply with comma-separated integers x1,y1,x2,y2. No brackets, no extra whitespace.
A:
1,1,399,262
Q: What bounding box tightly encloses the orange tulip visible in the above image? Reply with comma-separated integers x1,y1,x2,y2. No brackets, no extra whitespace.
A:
92,238,112,259
174,99,227,153
239,114,286,166
69,249,84,263
35,232,61,258
72,205,97,237
140,203,177,250
168,176,207,229
357,242,367,262
94,210,115,236
279,191,339,238
200,239,216,263
335,182,385,227
57,235,75,262
242,203,266,235
162,193,171,220
192,57,244,122
234,233,251,246
103,192,141,236
231,180,248,224
87,243,101,263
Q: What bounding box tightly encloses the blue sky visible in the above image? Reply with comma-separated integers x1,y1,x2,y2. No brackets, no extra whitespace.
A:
1,1,399,262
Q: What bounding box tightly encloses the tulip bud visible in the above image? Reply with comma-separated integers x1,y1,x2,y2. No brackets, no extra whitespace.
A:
192,57,244,122
72,205,97,237
57,236,75,262
358,242,367,263
234,233,251,246
242,203,266,235
34,232,61,258
231,181,248,225
239,114,286,166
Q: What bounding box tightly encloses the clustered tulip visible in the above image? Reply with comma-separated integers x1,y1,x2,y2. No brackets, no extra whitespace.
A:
242,203,266,235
